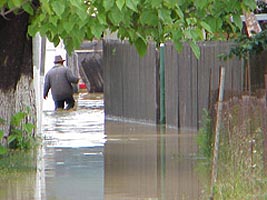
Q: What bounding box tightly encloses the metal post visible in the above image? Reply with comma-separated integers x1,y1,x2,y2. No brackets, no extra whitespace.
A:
160,43,166,124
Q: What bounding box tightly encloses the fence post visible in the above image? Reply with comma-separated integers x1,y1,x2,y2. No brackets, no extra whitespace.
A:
263,74,267,174
160,43,166,124
210,67,226,199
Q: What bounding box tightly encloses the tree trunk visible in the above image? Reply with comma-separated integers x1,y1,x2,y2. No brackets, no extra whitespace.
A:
0,11,36,142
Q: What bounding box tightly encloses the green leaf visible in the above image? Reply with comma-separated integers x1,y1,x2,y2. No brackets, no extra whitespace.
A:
174,40,183,52
116,0,125,10
97,13,107,25
163,0,177,8
49,15,58,27
7,0,15,9
11,112,26,127
0,130,4,138
206,16,222,31
11,0,22,7
28,24,39,37
40,0,52,14
233,14,242,31
149,0,162,8
63,20,74,33
200,21,212,33
76,8,87,21
23,123,35,134
53,36,60,46
8,135,17,145
194,0,208,9
0,118,5,125
126,0,138,12
243,0,256,10
22,2,34,15
108,6,122,25
158,8,172,24
70,0,81,8
140,10,158,25
51,1,65,17
0,1,6,8
134,37,147,56
103,0,114,11
189,40,200,59
0,145,7,155
175,5,184,19
91,23,105,39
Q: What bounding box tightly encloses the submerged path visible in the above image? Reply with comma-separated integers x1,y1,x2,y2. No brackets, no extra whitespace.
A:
41,93,105,200
39,93,203,200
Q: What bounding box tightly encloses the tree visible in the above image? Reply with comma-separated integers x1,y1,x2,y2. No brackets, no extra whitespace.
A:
0,0,257,143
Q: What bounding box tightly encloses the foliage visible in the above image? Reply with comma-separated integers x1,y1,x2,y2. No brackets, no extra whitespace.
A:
221,29,267,60
197,109,213,160
0,118,7,155
0,108,37,154
212,127,267,199
200,97,267,199
0,0,257,58
8,108,36,150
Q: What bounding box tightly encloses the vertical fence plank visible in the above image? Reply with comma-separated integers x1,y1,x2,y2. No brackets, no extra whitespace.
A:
191,44,199,129
165,42,179,128
103,40,111,117
139,43,158,122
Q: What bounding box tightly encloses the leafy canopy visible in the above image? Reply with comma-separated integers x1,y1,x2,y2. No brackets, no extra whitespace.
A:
0,0,257,58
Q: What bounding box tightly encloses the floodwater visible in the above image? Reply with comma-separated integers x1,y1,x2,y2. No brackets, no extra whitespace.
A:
41,93,203,200
0,93,204,200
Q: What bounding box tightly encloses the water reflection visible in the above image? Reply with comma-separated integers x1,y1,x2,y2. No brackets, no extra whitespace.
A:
42,93,202,200
42,94,105,200
0,151,37,200
104,121,201,200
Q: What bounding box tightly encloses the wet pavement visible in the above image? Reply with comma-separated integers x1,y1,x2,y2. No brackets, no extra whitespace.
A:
40,93,203,200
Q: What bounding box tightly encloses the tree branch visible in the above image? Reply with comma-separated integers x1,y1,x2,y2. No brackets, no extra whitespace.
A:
0,0,32,20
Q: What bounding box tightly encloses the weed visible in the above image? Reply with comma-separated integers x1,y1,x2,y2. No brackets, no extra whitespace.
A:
0,107,39,154
197,109,213,160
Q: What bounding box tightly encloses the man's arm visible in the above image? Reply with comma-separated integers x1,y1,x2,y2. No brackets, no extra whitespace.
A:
66,69,79,84
43,75,50,99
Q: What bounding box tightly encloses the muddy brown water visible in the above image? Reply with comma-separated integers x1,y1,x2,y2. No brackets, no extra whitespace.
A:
0,93,204,200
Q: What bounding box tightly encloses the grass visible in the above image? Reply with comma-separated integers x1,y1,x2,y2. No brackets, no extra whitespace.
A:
197,98,267,199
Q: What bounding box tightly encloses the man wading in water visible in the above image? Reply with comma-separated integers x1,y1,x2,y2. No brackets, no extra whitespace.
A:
43,55,79,110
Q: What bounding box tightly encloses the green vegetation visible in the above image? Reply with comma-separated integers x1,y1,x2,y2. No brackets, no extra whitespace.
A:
0,0,257,58
222,29,267,60
198,100,267,199
197,109,213,160
0,108,38,192
0,108,38,156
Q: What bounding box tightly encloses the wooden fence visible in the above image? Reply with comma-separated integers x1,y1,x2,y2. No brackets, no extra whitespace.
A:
103,40,266,129
165,41,243,129
103,40,159,123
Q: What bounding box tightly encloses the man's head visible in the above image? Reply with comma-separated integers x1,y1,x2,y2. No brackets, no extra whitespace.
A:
54,55,65,64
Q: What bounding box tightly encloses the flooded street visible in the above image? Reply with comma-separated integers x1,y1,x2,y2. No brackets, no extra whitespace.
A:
41,93,203,200
41,93,105,200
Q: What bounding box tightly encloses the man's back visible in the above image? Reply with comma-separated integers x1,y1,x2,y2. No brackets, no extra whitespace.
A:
44,65,78,101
